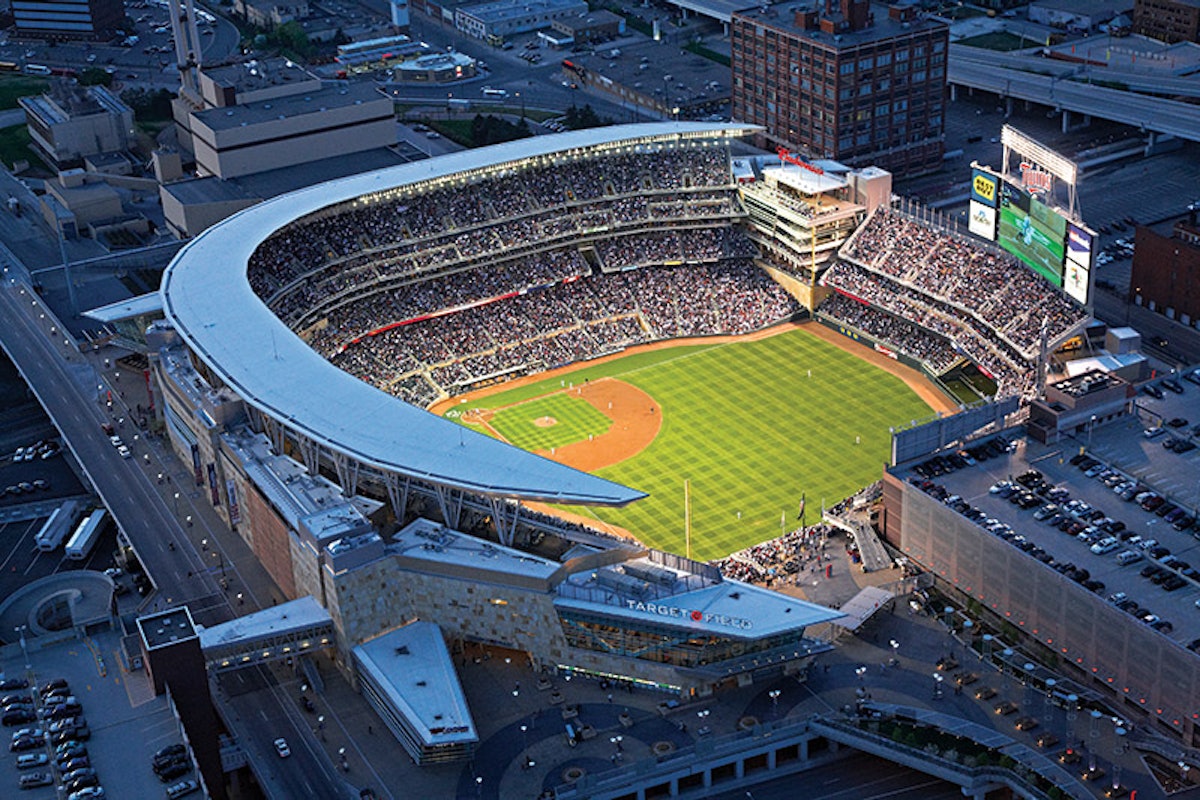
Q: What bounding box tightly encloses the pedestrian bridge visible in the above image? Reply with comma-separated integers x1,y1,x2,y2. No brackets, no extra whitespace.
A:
197,596,335,673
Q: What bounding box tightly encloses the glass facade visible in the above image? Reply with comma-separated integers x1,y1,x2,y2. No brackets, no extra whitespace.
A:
558,608,807,669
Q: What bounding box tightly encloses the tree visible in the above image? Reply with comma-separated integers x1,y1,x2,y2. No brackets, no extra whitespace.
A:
120,87,177,122
78,68,114,88
270,21,313,59
563,104,606,131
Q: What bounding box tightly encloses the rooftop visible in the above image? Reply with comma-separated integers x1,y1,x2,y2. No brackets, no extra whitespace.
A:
1050,369,1126,398
82,290,164,323
197,596,331,650
555,556,846,639
390,518,562,583
193,81,388,132
160,176,256,206
733,1,948,46
222,427,366,534
161,123,756,504
895,396,1200,647
353,621,477,747
138,606,199,650
459,0,586,24
202,58,316,94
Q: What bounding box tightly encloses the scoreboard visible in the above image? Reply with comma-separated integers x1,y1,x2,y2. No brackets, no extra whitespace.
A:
967,128,1093,307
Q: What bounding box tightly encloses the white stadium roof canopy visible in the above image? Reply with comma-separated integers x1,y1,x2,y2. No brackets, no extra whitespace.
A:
161,122,760,505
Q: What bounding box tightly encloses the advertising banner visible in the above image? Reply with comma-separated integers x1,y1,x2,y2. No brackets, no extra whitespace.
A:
968,199,997,241
971,169,999,208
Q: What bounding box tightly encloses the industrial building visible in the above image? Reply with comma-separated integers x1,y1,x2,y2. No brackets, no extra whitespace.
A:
11,0,123,39
731,0,949,176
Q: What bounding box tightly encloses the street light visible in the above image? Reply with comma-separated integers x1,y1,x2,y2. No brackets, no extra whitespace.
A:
932,672,944,699
15,625,30,670
768,689,781,717
889,639,899,665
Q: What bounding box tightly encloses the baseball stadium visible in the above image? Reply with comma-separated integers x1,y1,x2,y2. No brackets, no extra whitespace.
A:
155,122,1088,754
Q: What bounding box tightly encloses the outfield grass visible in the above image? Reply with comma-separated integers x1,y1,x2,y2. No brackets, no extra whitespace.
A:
447,328,933,561
488,394,612,451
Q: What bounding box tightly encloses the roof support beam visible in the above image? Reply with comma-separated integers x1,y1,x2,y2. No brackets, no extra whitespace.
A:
332,451,359,497
295,432,320,477
489,496,522,547
432,484,464,529
384,473,413,524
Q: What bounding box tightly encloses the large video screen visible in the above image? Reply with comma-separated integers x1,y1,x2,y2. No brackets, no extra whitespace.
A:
997,183,1067,286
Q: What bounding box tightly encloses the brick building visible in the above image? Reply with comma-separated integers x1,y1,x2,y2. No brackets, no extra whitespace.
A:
1133,0,1200,43
1129,206,1200,324
731,0,948,176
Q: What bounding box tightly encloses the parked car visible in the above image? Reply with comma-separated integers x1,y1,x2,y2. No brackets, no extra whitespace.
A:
18,770,53,788
994,700,1019,715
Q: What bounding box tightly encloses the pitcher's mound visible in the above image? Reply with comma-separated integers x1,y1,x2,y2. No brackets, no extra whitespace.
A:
533,416,557,428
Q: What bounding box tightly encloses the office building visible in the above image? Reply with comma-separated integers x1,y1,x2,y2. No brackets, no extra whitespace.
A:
12,0,122,39
1133,0,1200,43
731,0,949,175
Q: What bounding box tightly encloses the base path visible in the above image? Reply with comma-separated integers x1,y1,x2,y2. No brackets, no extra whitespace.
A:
542,378,662,472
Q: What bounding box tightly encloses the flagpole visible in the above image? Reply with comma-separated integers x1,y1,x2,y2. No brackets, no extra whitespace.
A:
684,478,691,560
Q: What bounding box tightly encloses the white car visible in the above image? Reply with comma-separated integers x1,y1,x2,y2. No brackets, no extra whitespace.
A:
273,737,290,758
109,435,123,447
117,445,131,459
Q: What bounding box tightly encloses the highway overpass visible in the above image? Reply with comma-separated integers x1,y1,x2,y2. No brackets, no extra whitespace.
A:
948,56,1200,144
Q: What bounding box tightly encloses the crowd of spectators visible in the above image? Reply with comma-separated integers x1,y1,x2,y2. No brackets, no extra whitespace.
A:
712,523,837,584
842,208,1086,358
817,292,961,374
246,144,735,321
325,259,798,405
820,260,1035,398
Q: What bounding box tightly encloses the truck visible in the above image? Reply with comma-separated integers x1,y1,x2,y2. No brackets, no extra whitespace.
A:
35,500,85,552
65,509,107,561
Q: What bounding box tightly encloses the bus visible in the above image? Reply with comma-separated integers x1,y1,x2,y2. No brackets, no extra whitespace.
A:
65,509,107,561
481,87,508,98
35,499,85,552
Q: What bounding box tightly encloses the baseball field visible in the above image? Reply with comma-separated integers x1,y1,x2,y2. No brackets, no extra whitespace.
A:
434,323,945,562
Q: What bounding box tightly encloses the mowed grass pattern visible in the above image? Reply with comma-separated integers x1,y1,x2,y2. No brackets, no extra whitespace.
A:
450,328,933,561
487,394,612,451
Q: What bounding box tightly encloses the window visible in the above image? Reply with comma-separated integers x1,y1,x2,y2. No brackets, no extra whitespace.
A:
876,53,891,67
840,61,855,74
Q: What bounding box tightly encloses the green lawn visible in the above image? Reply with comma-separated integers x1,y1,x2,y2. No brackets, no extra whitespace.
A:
488,394,612,451
447,327,934,561
0,74,49,110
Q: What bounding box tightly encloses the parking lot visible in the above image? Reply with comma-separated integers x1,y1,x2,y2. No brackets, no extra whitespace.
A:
1,628,193,799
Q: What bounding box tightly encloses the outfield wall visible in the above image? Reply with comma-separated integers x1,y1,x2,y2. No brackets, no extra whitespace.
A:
814,315,944,385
